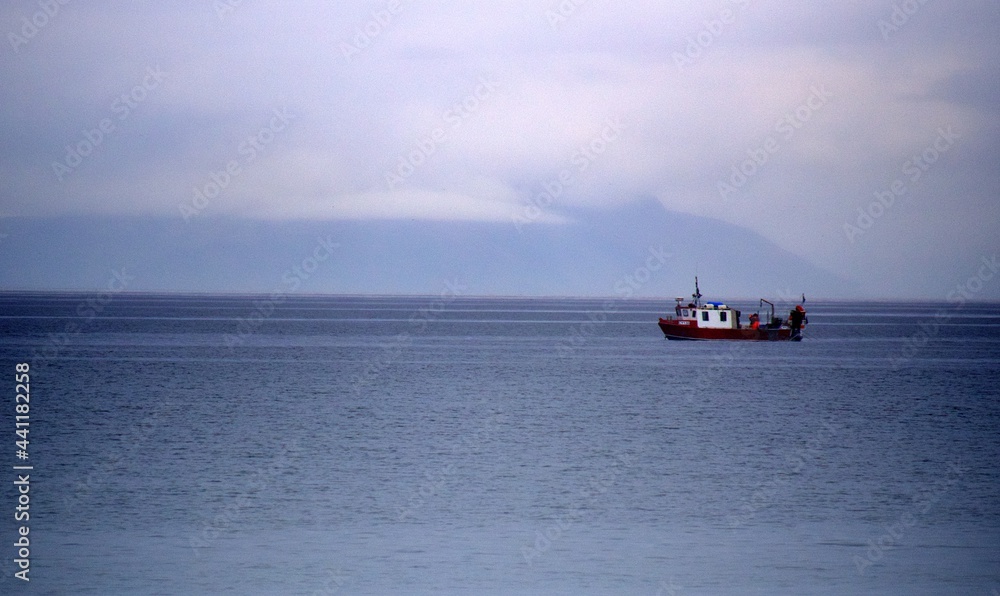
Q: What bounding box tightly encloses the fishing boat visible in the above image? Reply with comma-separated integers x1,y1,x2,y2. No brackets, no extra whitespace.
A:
657,278,807,341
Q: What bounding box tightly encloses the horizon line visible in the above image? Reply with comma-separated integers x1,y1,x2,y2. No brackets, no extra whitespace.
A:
1,288,996,305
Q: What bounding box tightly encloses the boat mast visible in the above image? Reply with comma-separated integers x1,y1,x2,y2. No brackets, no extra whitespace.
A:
692,277,702,308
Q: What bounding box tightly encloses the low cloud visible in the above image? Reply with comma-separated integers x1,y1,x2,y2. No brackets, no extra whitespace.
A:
0,1,996,296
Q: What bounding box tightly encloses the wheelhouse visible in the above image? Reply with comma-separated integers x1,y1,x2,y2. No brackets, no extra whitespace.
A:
671,300,739,330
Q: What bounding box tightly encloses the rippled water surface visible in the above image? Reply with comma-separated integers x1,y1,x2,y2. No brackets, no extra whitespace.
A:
1,293,998,594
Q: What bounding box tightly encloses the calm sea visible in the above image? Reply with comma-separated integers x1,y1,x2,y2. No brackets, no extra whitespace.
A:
0,293,998,594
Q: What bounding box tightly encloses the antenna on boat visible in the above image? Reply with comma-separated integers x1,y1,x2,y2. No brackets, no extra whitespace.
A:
692,276,702,307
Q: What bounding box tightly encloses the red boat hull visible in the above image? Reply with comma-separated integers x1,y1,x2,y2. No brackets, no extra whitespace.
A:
658,319,796,341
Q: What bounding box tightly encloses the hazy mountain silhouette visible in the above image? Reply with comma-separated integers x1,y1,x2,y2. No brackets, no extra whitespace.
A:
0,199,857,298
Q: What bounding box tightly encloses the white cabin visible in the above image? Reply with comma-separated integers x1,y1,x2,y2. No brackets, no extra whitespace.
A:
672,301,740,329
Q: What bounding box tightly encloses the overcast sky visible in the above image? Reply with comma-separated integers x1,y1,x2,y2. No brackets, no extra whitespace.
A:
1,1,997,297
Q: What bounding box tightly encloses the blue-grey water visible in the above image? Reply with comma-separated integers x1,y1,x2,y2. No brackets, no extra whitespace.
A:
1,293,998,594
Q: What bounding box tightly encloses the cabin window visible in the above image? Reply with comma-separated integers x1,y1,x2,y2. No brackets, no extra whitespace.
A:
682,309,689,317
720,311,727,322
701,311,709,321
